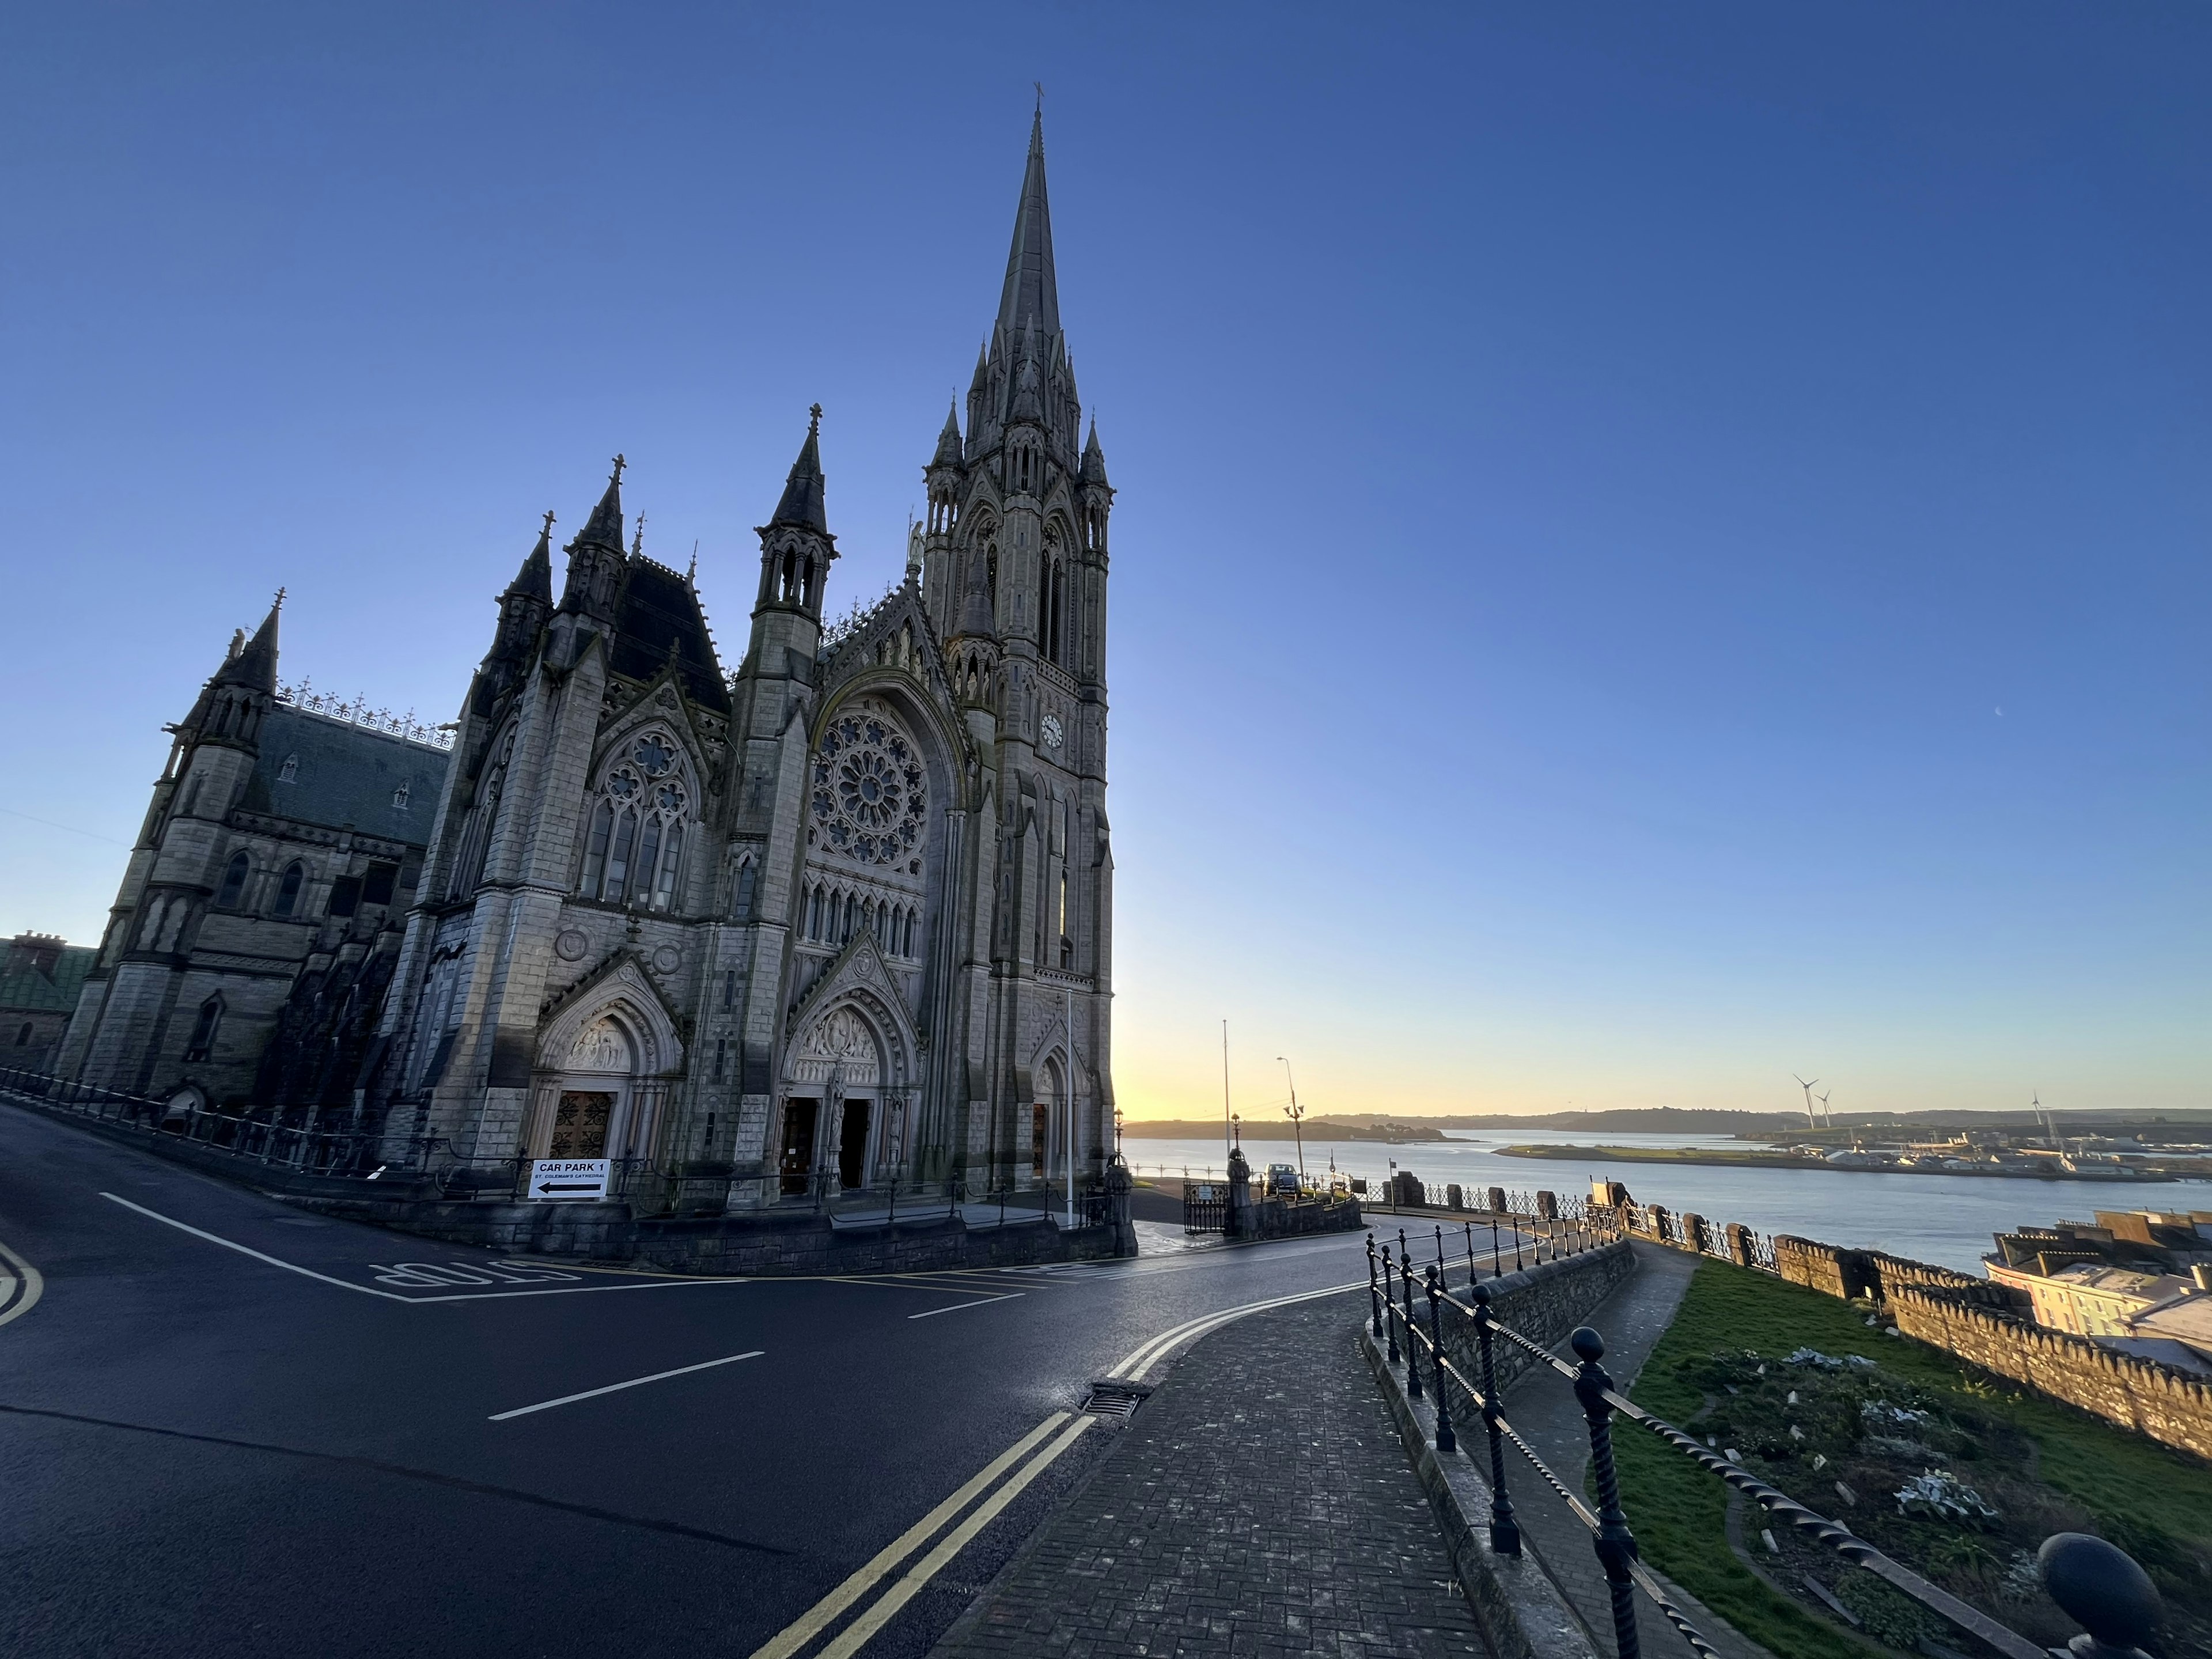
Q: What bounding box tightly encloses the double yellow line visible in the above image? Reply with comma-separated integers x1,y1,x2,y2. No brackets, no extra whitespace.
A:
750,1275,1368,1658
745,1410,1095,1659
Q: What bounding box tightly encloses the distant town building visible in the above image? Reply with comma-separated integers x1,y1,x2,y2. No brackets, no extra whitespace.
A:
0,933,96,1071
1985,1210,2212,1376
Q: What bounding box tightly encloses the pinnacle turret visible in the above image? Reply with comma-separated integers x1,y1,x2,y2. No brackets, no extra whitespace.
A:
506,512,555,603
214,590,283,692
1080,420,1109,487
769,405,831,535
573,456,626,552
933,402,964,468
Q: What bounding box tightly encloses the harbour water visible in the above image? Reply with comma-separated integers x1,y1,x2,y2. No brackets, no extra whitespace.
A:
1118,1131,2211,1275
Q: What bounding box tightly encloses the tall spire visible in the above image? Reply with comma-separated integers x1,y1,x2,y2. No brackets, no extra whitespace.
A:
770,404,830,535
995,107,1060,340
933,401,964,467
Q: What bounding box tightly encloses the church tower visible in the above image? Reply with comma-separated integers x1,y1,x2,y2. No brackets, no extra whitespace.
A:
922,108,1116,1186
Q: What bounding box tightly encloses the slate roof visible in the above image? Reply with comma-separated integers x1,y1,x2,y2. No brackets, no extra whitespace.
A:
0,941,94,1015
243,705,452,847
609,559,732,713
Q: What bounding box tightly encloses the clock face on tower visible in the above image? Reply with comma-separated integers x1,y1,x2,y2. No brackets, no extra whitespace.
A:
1040,713,1063,751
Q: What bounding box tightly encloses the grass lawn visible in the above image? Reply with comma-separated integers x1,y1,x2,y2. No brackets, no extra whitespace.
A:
1612,1257,2211,1657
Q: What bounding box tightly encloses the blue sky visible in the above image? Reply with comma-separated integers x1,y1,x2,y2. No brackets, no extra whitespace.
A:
2,5,2204,1120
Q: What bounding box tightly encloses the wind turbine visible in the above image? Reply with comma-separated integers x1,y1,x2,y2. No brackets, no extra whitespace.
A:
1816,1088,1832,1128
1793,1074,1821,1132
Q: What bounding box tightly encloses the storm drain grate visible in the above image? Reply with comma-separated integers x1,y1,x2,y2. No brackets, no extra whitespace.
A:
1082,1380,1153,1421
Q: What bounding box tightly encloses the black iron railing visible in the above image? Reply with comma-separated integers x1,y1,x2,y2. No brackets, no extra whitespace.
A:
0,1063,395,1175
1365,1231,2160,1659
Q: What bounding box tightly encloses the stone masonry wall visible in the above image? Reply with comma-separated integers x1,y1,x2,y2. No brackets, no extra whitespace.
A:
1775,1234,1881,1300
1429,1241,1637,1401
1889,1285,2212,1463
293,1193,1112,1276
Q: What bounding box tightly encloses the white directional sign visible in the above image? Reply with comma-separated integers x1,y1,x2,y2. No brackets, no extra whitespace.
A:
528,1158,609,1202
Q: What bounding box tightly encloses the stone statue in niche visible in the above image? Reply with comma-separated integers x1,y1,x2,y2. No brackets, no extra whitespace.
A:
569,1017,631,1072
806,1008,873,1062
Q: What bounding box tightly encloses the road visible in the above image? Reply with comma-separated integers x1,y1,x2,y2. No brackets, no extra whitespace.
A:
0,1099,1392,1659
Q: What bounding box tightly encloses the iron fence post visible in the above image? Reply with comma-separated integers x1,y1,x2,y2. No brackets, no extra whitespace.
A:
1424,1265,1455,1452
2038,1532,2161,1659
1380,1242,1400,1362
1471,1283,1520,1556
1490,1218,1503,1278
1571,1326,1641,1659
1399,1238,1421,1397
1464,1219,1478,1290
1366,1233,1382,1337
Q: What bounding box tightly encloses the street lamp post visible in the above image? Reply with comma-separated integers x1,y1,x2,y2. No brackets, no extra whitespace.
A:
1277,1055,1305,1187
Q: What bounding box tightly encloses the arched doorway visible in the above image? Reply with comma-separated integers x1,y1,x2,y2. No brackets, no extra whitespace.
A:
547,1016,632,1158
778,997,912,1199
1031,1052,1069,1187
525,965,684,1169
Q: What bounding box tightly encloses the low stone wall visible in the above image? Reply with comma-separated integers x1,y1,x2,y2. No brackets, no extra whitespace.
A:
1774,1234,1881,1300
290,1193,1112,1275
1242,1195,1363,1240
1773,1235,2031,1315
1432,1242,1637,1399
1889,1285,2212,1463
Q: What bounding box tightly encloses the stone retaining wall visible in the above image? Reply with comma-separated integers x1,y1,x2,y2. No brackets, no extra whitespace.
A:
290,1193,1110,1275
1888,1286,2212,1463
1430,1242,1637,1399
1774,1234,2029,1313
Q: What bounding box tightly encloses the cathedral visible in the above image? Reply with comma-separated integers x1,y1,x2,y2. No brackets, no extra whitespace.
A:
55,112,1116,1213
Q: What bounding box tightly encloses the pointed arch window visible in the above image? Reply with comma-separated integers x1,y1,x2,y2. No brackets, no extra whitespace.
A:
272,861,305,918
578,735,691,911
215,851,250,909
733,859,756,921
277,755,299,783
183,997,222,1063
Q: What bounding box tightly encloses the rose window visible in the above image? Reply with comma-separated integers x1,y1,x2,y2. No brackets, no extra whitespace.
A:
812,711,926,866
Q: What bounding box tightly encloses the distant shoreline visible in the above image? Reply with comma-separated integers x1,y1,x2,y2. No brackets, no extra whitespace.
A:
1119,1122,1447,1145
1494,1142,2184,1183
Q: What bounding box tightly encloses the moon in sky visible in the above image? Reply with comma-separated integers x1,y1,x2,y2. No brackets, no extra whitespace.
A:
1995,707,2003,715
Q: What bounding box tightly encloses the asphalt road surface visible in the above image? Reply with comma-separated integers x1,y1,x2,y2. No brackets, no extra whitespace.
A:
0,1099,1410,1659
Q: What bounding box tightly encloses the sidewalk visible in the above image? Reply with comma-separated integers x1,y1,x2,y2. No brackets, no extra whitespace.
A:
930,1293,1484,1657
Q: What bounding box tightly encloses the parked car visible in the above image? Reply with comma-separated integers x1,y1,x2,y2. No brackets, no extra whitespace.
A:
1266,1162,1300,1196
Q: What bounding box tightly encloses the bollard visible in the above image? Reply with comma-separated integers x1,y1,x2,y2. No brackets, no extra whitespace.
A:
1400,1238,1421,1399
1471,1283,1521,1556
1366,1234,1383,1338
1425,1265,1455,1453
1571,1327,1640,1659
2039,1533,2161,1659
1380,1241,1400,1362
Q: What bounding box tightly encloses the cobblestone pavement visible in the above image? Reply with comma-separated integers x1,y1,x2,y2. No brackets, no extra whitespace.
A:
930,1294,1484,1658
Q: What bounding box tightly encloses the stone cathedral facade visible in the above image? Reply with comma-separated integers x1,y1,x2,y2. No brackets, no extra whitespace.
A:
58,115,1117,1211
